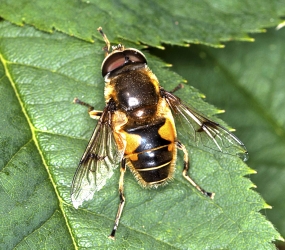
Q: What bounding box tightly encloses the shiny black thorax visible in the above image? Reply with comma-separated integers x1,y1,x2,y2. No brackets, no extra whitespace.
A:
113,66,158,120
110,65,174,185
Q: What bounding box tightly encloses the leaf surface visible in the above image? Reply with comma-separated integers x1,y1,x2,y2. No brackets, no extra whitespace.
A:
155,26,285,246
0,0,284,47
0,20,282,249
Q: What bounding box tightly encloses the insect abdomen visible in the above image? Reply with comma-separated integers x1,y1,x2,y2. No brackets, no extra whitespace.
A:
132,146,174,184
124,118,176,186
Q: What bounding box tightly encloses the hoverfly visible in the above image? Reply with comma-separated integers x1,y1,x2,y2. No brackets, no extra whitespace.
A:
71,27,248,239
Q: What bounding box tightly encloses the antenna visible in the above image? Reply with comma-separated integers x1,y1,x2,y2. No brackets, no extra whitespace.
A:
97,27,111,56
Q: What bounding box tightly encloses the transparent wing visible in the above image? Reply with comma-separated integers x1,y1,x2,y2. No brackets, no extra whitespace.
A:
71,107,124,209
163,89,248,161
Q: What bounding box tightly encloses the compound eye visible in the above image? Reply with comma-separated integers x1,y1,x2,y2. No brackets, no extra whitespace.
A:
102,49,147,76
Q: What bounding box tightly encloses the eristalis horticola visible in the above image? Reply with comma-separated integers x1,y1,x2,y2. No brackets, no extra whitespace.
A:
71,27,248,239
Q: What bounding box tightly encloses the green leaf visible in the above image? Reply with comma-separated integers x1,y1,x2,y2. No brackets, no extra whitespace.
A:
0,0,285,47
155,26,285,247
0,18,283,249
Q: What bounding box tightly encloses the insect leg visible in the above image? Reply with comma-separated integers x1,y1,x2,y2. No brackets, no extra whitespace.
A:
73,98,103,119
176,141,215,199
169,83,184,93
109,158,126,240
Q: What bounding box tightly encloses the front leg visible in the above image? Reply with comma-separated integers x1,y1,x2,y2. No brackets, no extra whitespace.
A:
73,97,103,119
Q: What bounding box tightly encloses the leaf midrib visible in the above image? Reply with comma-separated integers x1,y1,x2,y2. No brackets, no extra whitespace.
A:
0,53,79,249
205,48,285,142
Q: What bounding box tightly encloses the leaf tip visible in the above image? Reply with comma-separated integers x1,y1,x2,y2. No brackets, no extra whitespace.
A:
228,127,236,132
248,168,257,175
263,203,272,209
238,36,256,42
157,45,165,50
276,21,285,30
216,109,225,114
279,236,285,242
